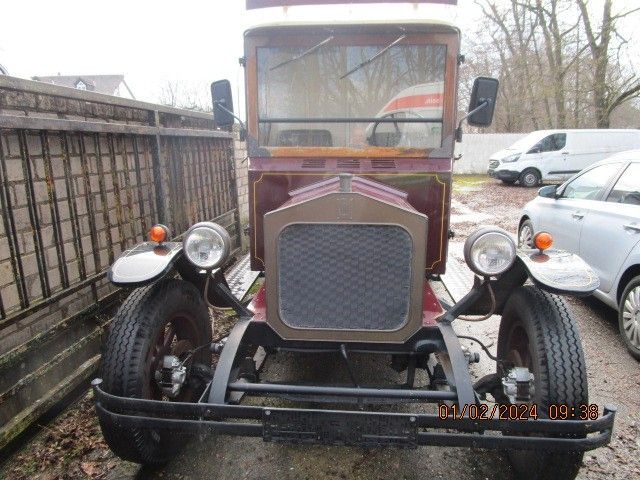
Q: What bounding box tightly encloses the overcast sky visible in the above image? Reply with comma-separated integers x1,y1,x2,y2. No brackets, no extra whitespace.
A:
1,1,636,114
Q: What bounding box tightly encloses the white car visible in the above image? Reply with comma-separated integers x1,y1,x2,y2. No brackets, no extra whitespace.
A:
489,129,640,187
519,151,640,359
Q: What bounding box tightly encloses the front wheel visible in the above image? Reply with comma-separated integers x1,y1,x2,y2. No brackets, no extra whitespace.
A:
98,279,212,465
498,286,588,480
518,219,534,248
619,275,640,360
519,168,541,187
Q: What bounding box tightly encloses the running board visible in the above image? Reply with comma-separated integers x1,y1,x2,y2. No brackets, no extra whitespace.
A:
225,254,260,301
440,255,474,303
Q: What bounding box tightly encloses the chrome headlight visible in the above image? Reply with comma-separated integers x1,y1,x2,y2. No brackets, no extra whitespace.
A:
182,222,231,270
463,227,516,276
502,153,520,163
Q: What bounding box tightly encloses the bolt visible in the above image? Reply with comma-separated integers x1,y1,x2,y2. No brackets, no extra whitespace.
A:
410,416,416,423
265,410,271,416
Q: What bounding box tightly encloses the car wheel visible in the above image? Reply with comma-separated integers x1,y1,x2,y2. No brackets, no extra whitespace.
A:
498,286,587,480
619,275,640,361
519,168,541,187
98,279,212,465
518,219,535,248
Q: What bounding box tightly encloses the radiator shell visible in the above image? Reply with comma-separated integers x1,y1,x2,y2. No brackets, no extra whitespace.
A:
264,183,427,343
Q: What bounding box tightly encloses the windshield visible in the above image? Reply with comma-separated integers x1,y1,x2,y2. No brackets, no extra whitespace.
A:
506,133,546,152
257,42,446,149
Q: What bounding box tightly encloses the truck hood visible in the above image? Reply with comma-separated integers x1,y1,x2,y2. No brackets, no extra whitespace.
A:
490,148,522,161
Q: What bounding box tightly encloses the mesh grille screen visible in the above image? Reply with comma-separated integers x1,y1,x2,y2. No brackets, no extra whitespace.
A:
277,224,412,330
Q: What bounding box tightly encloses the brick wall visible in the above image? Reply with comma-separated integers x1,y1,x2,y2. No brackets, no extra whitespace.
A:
233,129,249,250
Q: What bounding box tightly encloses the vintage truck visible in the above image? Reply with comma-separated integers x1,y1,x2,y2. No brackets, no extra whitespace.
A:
92,2,615,479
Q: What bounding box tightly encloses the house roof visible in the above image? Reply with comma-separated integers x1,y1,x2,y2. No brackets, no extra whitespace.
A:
32,74,127,96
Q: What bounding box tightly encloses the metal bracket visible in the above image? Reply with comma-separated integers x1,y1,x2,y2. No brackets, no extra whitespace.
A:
436,321,477,409
208,318,252,404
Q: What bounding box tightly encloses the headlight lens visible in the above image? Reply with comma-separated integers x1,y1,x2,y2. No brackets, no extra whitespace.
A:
464,227,516,276
502,153,520,163
183,222,231,269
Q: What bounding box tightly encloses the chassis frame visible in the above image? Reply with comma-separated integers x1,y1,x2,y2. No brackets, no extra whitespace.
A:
94,266,616,452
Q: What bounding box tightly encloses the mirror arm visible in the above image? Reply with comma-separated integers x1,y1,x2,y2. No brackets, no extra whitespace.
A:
214,101,247,132
455,100,489,143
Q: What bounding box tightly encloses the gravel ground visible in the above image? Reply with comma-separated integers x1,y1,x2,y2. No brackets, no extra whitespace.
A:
2,176,638,480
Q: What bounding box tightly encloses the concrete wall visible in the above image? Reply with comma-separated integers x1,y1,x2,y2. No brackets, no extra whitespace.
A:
453,133,527,174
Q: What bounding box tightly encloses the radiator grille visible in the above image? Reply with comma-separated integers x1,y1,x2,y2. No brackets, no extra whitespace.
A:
277,224,412,331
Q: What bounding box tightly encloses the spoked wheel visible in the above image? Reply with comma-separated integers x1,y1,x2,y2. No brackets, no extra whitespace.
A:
99,279,211,465
498,286,588,480
518,219,534,248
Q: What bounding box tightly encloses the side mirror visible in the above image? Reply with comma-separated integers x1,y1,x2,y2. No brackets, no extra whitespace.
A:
467,77,499,127
538,185,558,199
211,79,235,129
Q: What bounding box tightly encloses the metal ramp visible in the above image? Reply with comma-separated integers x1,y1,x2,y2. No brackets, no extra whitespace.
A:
225,254,261,301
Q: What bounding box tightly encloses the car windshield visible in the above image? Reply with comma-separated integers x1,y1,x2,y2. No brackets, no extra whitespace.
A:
506,133,546,152
257,42,446,149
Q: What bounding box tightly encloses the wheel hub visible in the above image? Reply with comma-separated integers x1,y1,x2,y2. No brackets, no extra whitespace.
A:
502,366,535,403
155,355,187,398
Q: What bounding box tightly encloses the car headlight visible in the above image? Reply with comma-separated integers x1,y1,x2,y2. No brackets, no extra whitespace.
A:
463,227,516,276
502,153,520,163
183,222,231,270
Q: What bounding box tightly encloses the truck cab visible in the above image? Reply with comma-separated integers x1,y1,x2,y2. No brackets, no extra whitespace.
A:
94,4,615,478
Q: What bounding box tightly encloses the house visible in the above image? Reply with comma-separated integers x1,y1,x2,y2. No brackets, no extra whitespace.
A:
31,74,135,99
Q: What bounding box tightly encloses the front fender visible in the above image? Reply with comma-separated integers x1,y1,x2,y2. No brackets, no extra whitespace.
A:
457,248,599,317
517,248,600,297
107,242,183,287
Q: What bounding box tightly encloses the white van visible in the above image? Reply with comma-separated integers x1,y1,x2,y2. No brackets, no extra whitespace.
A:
487,129,640,187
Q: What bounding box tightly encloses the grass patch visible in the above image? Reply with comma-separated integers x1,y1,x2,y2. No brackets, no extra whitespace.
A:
453,174,490,193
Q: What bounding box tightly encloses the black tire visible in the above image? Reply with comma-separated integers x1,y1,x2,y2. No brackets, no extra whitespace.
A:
618,275,640,361
519,168,541,187
518,219,535,248
99,279,211,465
498,286,587,480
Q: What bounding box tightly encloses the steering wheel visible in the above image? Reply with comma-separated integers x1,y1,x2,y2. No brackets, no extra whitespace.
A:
368,111,424,147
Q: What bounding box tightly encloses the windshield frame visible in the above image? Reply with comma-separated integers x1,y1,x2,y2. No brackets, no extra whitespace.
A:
244,23,460,158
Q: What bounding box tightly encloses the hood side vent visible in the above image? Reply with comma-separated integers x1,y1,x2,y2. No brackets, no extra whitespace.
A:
301,158,326,169
371,159,396,169
337,159,360,169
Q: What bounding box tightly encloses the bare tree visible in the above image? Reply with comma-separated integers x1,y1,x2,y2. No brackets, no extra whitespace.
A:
470,0,640,130
158,80,213,112
576,0,640,127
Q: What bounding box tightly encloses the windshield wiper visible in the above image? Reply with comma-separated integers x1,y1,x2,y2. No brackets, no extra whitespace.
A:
340,34,406,79
270,36,334,71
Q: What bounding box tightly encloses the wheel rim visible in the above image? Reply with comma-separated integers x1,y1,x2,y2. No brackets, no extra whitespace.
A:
524,173,536,186
505,325,532,370
622,286,640,349
147,314,199,401
519,224,534,248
